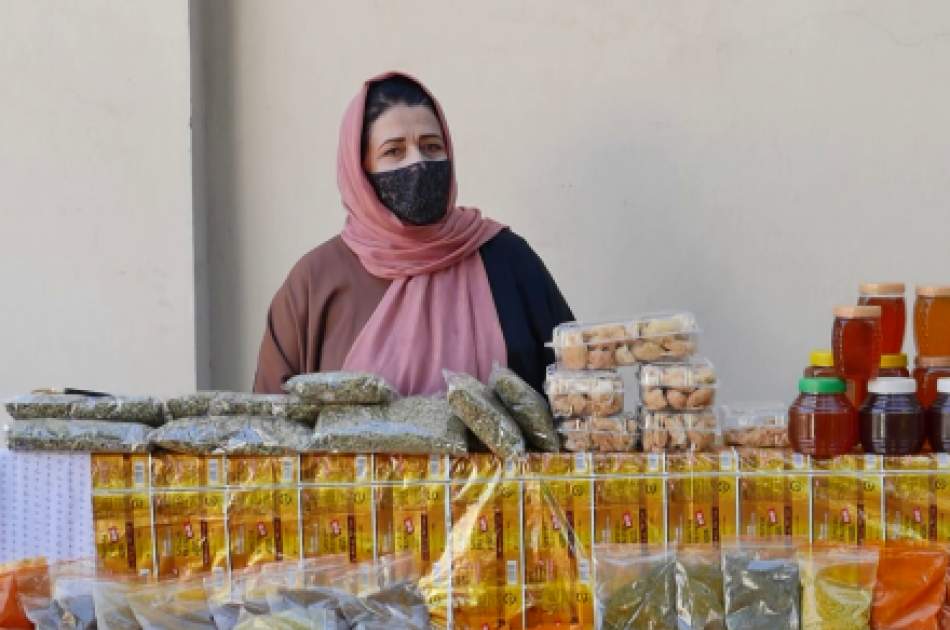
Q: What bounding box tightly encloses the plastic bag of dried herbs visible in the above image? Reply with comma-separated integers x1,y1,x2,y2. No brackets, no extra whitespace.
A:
722,541,800,630
444,370,525,459
4,393,84,419
676,546,725,630
147,416,311,455
207,393,321,423
489,364,559,452
799,545,878,630
310,397,467,455
594,544,676,630
166,391,225,418
70,395,165,426
10,419,150,453
127,578,217,630
20,561,97,630
93,578,144,630
283,372,397,405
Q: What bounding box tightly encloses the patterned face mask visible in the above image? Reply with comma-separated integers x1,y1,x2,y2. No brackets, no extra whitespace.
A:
368,159,452,226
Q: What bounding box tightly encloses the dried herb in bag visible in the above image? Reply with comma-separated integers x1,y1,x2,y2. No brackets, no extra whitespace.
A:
595,545,676,630
283,372,397,405
800,546,878,630
723,544,800,630
207,393,320,423
444,370,525,459
10,419,150,453
93,579,143,630
166,392,225,419
5,394,83,419
71,395,165,426
489,364,559,452
676,547,725,630
147,416,311,455
310,397,467,455
127,580,216,630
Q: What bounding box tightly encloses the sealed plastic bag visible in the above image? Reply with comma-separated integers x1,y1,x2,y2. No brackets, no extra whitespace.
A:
722,542,800,630
283,372,397,405
93,578,144,630
594,544,676,630
676,546,725,630
127,578,216,629
19,560,96,630
166,391,225,418
204,561,314,630
147,416,311,455
310,397,467,454
872,543,946,630
489,364,559,452
0,558,46,629
4,393,83,419
10,419,150,452
799,545,878,630
444,370,525,458
71,395,166,426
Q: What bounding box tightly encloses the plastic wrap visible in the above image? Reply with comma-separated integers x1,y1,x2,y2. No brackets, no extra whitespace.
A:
444,370,525,458
19,561,96,630
556,414,638,453
208,394,321,423
799,545,878,630
640,411,719,452
283,372,397,405
93,578,144,630
204,562,313,630
722,542,800,630
593,544,676,630
166,392,226,419
871,544,946,630
10,419,150,452
147,416,311,455
70,396,166,426
126,578,217,629
721,403,789,448
544,367,624,418
550,312,699,370
0,558,46,629
4,393,84,419
640,358,717,412
490,364,559,452
675,546,725,630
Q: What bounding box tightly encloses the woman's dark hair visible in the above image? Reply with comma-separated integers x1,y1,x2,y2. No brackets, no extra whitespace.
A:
362,77,438,156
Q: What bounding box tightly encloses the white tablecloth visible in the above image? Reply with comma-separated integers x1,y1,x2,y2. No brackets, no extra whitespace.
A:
0,448,93,563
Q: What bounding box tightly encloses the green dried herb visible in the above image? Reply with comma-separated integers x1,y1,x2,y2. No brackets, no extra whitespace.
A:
70,395,165,426
10,419,150,453
147,416,311,455
723,550,800,630
676,551,725,630
283,372,397,405
165,391,223,418
489,365,559,452
208,393,320,422
601,559,676,630
310,397,467,455
5,394,84,419
444,370,525,459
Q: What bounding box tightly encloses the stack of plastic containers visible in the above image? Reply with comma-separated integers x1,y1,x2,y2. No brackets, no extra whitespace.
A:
546,312,719,453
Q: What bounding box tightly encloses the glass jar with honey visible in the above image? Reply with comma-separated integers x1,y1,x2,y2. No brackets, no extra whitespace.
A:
832,305,882,409
788,377,858,458
859,282,905,354
926,378,950,453
878,353,909,377
803,349,836,377
915,285,950,357
914,356,950,409
859,377,924,455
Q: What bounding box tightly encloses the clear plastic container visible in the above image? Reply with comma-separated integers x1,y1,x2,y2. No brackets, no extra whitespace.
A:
915,285,950,357
915,355,950,409
639,358,717,412
788,377,857,458
858,282,906,355
556,414,638,453
926,378,950,453
639,410,718,453
803,349,837,378
859,377,924,455
720,402,789,448
544,366,624,418
550,311,699,370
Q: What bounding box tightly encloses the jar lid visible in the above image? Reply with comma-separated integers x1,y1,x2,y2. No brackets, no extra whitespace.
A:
915,356,950,368
938,378,950,394
868,377,916,394
880,353,907,369
859,282,905,296
833,305,882,319
917,285,950,298
809,349,834,367
799,377,846,394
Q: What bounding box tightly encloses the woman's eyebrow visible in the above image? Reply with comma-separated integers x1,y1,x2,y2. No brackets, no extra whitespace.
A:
379,136,405,146
419,132,444,140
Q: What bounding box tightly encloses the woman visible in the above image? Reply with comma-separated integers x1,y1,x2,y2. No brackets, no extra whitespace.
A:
254,71,573,396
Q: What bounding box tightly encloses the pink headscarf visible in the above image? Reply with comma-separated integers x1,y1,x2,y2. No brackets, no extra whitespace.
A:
339,71,508,395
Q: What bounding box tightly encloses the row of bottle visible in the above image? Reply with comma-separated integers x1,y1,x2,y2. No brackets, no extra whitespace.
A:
789,376,950,457
853,282,950,356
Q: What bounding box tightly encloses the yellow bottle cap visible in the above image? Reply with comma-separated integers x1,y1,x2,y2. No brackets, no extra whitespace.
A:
880,353,907,369
809,350,834,368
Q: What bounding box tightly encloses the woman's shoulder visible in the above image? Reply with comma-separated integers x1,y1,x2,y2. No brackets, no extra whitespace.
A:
481,228,540,265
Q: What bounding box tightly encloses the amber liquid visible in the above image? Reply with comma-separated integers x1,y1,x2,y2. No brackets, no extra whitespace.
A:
832,316,881,380
877,367,910,378
859,296,905,354
789,393,858,458
803,366,837,378
927,394,950,452
859,393,924,455
915,366,950,409
915,295,950,356
845,378,869,410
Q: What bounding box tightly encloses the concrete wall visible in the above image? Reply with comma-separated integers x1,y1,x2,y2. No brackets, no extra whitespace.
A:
200,1,950,402
0,1,196,403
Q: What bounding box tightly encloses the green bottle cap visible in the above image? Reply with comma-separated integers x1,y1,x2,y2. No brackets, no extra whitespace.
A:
799,377,846,394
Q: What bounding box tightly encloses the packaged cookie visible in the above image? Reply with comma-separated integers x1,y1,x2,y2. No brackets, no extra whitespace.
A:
544,366,624,418
556,414,638,453
639,411,718,453
720,403,789,448
550,312,699,370
639,359,717,412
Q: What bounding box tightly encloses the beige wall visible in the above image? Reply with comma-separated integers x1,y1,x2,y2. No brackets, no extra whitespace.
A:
0,1,196,404
200,1,950,402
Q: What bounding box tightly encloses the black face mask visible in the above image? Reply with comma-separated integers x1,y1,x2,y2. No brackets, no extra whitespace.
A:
368,160,452,226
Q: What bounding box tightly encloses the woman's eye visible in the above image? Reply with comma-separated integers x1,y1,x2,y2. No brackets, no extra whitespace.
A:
425,144,444,153
383,147,400,157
